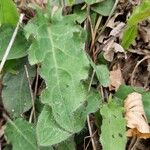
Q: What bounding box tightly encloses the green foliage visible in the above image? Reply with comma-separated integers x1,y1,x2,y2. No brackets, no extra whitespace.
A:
24,8,101,146
90,58,109,87
55,137,76,150
0,26,29,60
2,59,35,117
85,0,103,5
36,106,71,146
100,101,127,150
121,25,137,49
142,93,150,122
3,0,149,149
122,0,150,49
127,0,150,26
91,0,115,16
5,118,38,150
95,64,110,87
0,0,19,25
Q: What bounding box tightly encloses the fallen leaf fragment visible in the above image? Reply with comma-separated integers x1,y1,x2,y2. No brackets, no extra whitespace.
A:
109,65,124,91
124,92,150,138
110,22,125,37
127,128,150,139
103,39,125,62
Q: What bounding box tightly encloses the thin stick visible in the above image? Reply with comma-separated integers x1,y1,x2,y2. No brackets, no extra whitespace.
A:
24,65,36,123
87,115,96,150
0,14,24,73
131,56,150,86
29,65,39,122
34,65,39,97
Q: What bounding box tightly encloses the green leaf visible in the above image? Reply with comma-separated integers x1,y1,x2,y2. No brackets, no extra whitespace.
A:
56,138,76,150
141,93,150,123
128,0,150,26
37,90,101,146
0,26,29,60
27,11,89,131
85,0,103,5
121,25,138,49
2,59,35,117
95,65,109,87
100,101,127,150
40,147,54,150
85,90,101,114
26,9,101,146
91,0,115,16
73,6,86,24
3,145,12,150
114,84,145,101
89,58,109,87
121,0,150,49
5,118,38,150
0,0,19,25
36,106,72,146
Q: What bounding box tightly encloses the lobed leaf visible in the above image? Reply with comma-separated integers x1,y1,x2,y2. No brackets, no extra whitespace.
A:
25,8,101,146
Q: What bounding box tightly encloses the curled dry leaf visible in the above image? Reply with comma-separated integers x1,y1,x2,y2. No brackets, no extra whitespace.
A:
106,13,122,29
124,92,150,138
110,22,125,37
109,65,124,91
103,38,115,61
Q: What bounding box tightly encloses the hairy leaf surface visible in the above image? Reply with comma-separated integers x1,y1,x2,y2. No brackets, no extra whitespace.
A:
2,59,35,117
100,101,126,150
25,9,101,145
5,118,38,150
36,106,72,146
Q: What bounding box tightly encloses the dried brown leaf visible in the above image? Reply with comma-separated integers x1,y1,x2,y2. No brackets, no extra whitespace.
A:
127,128,150,139
124,92,150,134
103,38,115,62
109,65,124,91
110,22,125,37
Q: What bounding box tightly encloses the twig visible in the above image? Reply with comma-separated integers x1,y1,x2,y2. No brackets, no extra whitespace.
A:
131,138,141,150
34,65,39,97
131,56,150,86
85,139,91,150
87,115,96,150
0,14,24,73
24,65,36,123
84,135,91,150
29,65,39,123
